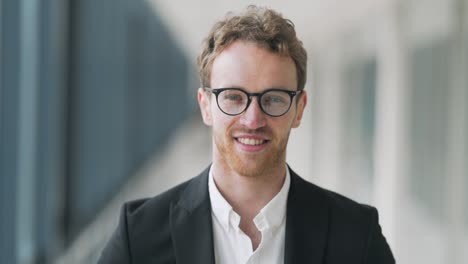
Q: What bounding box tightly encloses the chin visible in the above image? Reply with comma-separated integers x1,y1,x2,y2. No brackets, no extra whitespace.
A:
228,152,281,177
231,162,264,177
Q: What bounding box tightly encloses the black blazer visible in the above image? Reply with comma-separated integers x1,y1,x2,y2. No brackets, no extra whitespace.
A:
99,166,395,263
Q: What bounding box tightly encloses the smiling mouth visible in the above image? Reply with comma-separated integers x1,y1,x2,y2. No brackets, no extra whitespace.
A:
235,137,269,146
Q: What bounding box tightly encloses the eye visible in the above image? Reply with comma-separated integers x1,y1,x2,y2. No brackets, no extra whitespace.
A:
264,95,287,104
220,90,247,107
271,96,286,103
225,94,243,101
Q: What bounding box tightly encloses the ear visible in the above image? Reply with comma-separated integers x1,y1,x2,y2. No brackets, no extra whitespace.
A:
198,88,213,126
292,90,307,128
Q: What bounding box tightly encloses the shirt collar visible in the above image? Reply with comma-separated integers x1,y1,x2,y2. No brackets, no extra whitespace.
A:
208,165,291,233
254,167,290,232
208,167,233,231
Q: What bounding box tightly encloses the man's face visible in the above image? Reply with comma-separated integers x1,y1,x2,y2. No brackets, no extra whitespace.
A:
198,41,307,177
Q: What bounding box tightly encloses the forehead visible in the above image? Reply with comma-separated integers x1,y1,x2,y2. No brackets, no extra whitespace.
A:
210,41,297,90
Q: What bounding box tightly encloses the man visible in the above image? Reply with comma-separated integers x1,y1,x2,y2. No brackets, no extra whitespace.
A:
99,6,395,264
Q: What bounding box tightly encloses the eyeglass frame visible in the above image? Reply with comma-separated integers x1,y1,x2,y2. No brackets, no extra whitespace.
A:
203,87,303,117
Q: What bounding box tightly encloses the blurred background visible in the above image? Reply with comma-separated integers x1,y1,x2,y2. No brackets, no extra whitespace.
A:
0,0,467,263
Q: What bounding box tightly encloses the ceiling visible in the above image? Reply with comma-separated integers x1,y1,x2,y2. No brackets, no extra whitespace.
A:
147,0,389,58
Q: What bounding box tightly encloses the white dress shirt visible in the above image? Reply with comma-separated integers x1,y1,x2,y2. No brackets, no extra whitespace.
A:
208,166,290,264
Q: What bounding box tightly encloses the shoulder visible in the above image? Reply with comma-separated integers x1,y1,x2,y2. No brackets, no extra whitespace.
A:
290,169,394,263
123,174,200,225
294,174,380,238
290,170,376,219
115,172,207,262
99,174,206,263
291,172,375,218
315,184,394,263
317,182,376,221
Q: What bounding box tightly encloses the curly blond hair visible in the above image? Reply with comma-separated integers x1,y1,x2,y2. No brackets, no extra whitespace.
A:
197,5,307,90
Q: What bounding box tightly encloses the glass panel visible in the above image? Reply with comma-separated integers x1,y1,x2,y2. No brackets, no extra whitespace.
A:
465,36,468,258
465,20,468,230
341,57,377,203
409,38,450,225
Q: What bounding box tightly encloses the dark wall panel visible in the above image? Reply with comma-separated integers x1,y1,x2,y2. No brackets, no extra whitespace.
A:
0,0,20,263
65,0,191,241
35,0,70,262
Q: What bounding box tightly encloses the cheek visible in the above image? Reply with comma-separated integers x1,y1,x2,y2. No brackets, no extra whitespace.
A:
211,109,232,133
270,117,295,139
211,101,226,121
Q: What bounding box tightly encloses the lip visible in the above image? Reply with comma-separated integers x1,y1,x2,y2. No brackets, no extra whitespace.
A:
234,135,270,152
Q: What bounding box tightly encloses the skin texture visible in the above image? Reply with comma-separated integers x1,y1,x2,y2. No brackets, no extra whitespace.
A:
197,40,307,250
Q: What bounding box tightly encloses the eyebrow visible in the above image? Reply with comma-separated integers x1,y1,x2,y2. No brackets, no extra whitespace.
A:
214,85,293,91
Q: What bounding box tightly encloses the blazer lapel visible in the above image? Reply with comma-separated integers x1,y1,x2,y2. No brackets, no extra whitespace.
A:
170,168,215,264
284,169,329,264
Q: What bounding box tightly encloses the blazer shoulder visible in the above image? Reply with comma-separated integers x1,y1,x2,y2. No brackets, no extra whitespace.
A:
103,175,205,263
292,173,374,217
319,186,394,263
292,175,394,263
124,176,197,222
319,184,375,218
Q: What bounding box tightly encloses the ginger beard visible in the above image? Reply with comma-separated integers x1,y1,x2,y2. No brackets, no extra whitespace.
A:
212,121,292,178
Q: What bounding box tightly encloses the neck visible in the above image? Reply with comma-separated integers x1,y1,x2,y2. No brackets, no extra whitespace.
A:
211,160,287,220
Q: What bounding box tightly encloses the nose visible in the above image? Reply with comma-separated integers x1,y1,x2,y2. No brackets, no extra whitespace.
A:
239,97,267,129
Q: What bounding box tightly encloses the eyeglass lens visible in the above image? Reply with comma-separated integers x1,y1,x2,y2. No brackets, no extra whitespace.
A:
217,89,292,116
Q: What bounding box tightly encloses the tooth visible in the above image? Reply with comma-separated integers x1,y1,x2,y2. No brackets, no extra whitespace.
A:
238,138,264,145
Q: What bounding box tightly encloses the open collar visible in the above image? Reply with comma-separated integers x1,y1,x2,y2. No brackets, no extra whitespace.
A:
208,165,291,234
170,165,329,264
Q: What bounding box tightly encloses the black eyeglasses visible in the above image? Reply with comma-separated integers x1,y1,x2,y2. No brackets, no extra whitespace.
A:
203,87,302,117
